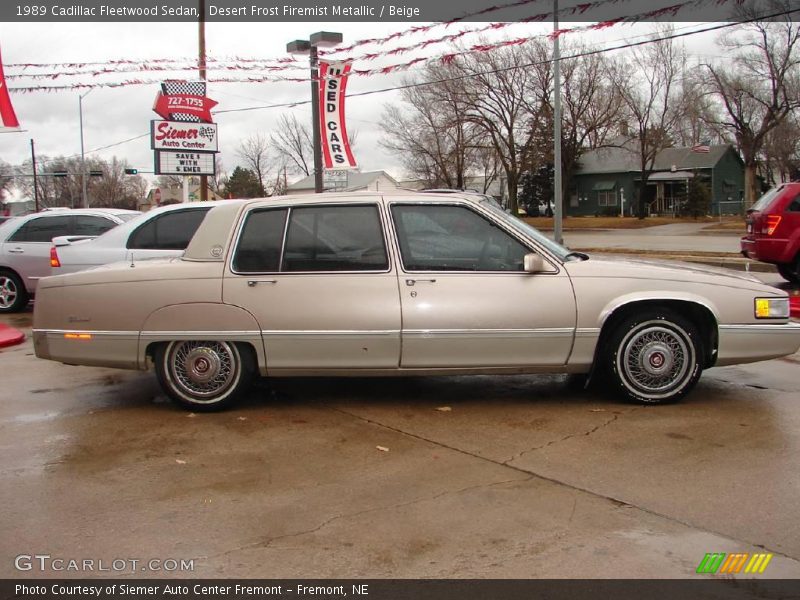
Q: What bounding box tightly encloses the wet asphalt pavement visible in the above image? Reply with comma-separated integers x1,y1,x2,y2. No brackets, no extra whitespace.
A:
1,273,799,579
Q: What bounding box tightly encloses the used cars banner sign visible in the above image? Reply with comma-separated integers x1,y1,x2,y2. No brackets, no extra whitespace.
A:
0,47,20,129
318,61,357,170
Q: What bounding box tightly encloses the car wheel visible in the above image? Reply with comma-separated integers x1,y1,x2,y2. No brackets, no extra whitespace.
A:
155,341,255,411
0,271,29,313
606,310,702,404
777,261,799,284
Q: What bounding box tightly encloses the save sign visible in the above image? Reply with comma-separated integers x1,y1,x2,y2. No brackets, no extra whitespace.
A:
318,61,357,170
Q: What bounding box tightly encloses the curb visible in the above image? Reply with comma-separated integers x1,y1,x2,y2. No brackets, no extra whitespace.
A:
0,324,25,348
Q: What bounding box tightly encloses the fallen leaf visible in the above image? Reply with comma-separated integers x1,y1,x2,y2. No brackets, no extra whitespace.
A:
175,459,187,465
435,406,452,412
187,413,197,418
237,416,247,421
376,446,389,452
589,408,606,412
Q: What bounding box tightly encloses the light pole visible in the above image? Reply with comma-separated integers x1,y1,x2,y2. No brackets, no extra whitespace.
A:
287,31,343,194
78,88,93,208
553,0,563,244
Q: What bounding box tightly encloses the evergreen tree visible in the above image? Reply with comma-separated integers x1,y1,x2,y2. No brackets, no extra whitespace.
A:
224,167,265,199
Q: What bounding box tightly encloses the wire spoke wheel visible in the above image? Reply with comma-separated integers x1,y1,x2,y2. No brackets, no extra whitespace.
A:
608,311,702,404
158,340,252,409
621,326,689,395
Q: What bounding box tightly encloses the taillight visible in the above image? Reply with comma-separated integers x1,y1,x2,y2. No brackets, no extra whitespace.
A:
49,246,61,268
763,215,782,235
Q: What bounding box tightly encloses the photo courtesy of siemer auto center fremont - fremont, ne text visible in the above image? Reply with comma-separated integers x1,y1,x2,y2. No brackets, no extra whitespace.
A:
1,0,800,598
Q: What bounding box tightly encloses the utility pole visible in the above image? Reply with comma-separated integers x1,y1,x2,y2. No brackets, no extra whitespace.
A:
287,32,343,194
30,138,39,212
198,0,208,202
78,90,92,208
553,0,563,245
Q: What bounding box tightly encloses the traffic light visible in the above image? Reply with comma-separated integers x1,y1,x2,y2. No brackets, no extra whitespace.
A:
89,170,103,178
124,168,138,175
53,170,68,178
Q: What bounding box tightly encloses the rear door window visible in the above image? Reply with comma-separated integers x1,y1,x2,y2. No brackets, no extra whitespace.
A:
232,208,288,273
128,209,209,250
281,205,388,272
73,215,118,236
8,215,73,243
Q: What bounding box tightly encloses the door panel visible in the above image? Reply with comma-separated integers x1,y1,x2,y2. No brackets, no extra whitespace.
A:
391,203,576,368
223,202,402,371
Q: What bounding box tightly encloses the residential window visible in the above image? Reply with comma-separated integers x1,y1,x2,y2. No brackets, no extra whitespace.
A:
391,204,528,272
282,205,388,272
598,191,617,206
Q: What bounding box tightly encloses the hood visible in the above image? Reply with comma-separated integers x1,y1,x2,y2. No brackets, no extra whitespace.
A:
564,255,781,294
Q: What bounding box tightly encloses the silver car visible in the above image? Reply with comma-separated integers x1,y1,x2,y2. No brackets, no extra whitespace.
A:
0,208,139,313
32,192,800,411
51,201,238,276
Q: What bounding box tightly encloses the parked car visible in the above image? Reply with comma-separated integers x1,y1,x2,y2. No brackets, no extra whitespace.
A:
0,208,139,313
741,182,800,283
50,201,241,277
33,192,799,411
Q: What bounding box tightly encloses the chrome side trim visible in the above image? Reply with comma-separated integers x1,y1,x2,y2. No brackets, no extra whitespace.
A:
140,330,261,338
33,329,139,336
575,327,601,337
404,328,574,338
262,330,399,337
718,323,800,334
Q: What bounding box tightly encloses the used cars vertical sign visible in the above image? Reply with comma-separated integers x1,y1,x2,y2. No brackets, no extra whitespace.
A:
319,61,357,170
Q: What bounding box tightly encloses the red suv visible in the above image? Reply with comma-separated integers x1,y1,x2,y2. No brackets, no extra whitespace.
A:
741,182,800,283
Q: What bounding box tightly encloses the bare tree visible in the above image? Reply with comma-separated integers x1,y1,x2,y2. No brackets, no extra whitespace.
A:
613,28,687,218
238,133,269,195
457,43,542,215
761,112,800,185
271,114,313,176
380,62,479,189
702,3,800,203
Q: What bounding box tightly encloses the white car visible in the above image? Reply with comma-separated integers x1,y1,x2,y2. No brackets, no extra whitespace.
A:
0,208,139,313
51,201,243,277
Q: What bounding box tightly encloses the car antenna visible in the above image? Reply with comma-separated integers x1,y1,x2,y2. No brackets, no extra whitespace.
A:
130,252,135,268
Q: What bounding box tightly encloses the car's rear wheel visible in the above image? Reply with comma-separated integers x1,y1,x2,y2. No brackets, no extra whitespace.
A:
605,309,702,404
777,259,799,284
0,271,29,313
155,341,255,411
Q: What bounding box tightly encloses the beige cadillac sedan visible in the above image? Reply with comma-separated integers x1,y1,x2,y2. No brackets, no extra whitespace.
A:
33,192,800,410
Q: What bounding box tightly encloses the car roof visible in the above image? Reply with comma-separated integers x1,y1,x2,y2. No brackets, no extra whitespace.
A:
183,192,489,262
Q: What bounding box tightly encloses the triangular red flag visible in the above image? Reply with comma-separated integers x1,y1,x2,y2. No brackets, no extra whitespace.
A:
0,47,20,129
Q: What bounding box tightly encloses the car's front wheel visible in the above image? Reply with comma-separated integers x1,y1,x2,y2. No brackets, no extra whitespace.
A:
0,271,29,313
605,309,703,404
155,341,255,411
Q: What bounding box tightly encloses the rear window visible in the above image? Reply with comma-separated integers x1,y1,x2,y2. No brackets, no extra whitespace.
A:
749,186,784,212
128,209,209,250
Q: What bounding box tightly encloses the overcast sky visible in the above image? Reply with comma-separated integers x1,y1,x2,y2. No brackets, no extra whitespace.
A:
0,17,732,193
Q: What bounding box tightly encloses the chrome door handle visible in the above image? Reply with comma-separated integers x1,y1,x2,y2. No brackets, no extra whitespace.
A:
247,279,277,287
405,279,436,286
7,248,24,254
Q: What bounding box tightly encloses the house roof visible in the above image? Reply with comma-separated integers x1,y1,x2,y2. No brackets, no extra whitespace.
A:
287,170,398,191
576,142,736,175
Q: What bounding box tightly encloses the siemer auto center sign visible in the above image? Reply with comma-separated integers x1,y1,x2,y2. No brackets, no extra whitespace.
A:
150,120,218,152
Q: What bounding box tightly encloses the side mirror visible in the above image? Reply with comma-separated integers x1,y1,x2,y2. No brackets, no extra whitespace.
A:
523,252,545,273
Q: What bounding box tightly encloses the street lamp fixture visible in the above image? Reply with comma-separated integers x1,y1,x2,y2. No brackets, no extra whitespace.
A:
287,31,343,194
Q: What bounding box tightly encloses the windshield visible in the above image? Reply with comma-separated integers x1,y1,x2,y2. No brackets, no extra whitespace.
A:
479,200,573,261
749,186,784,212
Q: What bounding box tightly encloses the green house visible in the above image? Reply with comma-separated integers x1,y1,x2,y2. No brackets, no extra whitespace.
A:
570,142,745,216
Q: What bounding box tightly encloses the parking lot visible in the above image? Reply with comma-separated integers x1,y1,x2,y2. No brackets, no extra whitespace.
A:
1,274,799,579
